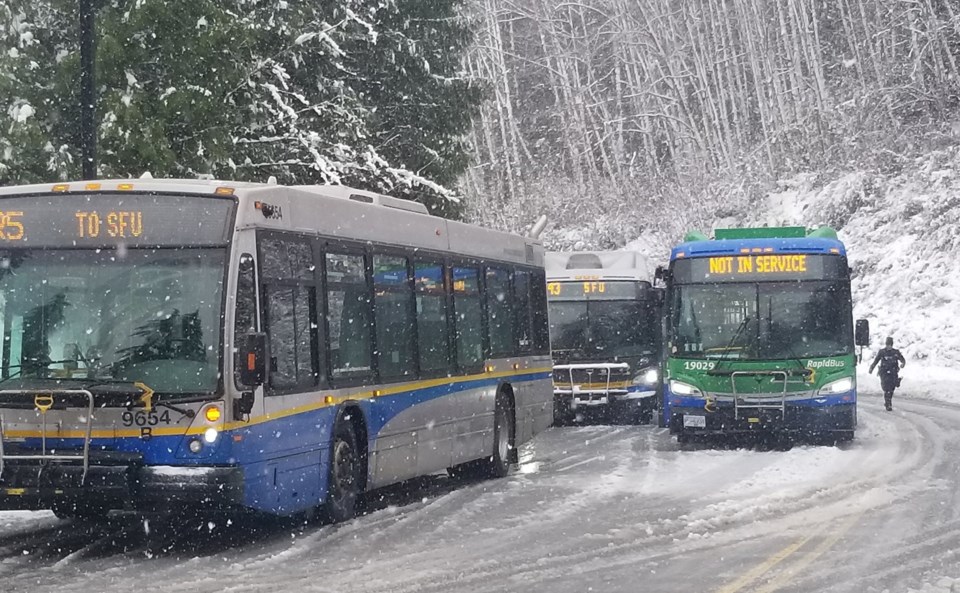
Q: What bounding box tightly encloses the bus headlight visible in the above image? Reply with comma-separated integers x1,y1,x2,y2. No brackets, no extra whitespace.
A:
203,428,219,444
669,380,703,398
818,377,854,395
188,439,203,453
634,368,659,386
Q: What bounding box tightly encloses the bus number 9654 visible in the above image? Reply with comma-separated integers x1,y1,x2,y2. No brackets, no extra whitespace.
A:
121,410,172,427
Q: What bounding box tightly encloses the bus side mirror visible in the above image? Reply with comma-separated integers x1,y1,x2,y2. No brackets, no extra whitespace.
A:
855,319,870,347
654,266,667,284
239,332,268,387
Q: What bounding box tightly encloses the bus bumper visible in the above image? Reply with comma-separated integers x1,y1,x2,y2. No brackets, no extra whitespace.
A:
670,403,857,437
0,463,244,512
554,389,657,423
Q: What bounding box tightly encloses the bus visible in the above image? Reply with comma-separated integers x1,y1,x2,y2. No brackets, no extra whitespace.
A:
546,251,661,425
659,227,868,443
0,179,553,520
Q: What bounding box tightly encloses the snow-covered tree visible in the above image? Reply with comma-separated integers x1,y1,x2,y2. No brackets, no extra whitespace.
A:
0,0,481,215
346,0,482,218
0,1,77,184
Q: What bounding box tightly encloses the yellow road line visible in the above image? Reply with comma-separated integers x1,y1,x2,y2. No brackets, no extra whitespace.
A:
714,510,864,593
752,511,863,593
714,534,818,593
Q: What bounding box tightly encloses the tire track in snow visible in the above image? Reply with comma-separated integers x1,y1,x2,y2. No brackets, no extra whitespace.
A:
304,401,939,593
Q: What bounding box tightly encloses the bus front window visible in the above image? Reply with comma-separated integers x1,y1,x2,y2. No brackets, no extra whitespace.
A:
549,300,657,359
0,248,226,394
672,282,852,360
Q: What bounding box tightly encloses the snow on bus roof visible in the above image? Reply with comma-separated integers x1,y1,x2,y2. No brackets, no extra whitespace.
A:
545,250,653,281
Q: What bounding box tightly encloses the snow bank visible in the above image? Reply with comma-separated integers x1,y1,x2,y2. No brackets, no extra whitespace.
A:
907,576,960,593
618,148,960,366
857,363,960,407
758,150,960,365
0,510,58,531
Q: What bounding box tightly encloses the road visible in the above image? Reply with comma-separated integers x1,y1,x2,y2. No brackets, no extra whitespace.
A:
1,387,959,593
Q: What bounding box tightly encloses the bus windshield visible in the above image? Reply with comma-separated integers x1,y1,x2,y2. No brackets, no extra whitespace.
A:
549,299,658,360
671,281,852,360
0,248,226,394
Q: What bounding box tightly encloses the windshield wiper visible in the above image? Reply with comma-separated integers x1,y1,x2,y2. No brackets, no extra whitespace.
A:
0,358,104,389
761,296,809,378
0,370,197,417
713,315,751,369
0,369,23,389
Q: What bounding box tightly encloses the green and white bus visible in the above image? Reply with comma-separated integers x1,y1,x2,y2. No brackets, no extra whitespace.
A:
660,227,869,443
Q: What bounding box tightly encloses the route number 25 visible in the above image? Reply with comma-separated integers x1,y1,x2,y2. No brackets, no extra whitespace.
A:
0,211,25,241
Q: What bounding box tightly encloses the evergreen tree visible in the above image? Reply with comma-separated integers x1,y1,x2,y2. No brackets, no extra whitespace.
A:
345,0,482,218
0,0,481,215
0,1,78,184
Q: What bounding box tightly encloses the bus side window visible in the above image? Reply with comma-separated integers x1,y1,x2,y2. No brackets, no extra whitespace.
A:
325,251,373,381
452,266,483,369
415,260,451,375
513,269,532,353
373,254,415,381
260,237,319,393
485,266,514,358
233,252,258,389
531,269,550,354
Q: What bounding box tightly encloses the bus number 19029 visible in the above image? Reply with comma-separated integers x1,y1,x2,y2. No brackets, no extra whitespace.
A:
683,361,716,371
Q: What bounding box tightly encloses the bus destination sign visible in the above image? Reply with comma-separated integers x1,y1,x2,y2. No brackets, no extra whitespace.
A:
546,280,644,300
708,254,811,276
0,194,234,247
672,253,847,283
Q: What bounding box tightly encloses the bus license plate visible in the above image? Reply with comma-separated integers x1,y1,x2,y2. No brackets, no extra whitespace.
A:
683,415,706,428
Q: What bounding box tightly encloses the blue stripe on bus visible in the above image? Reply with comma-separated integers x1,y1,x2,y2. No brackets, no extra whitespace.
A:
22,370,553,468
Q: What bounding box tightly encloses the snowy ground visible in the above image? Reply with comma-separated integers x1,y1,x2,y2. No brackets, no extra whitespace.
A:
858,363,960,408
2,372,960,592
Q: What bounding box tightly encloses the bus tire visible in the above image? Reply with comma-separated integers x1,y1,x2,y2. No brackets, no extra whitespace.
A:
553,398,573,426
476,393,514,479
322,418,362,524
638,407,654,425
835,430,855,444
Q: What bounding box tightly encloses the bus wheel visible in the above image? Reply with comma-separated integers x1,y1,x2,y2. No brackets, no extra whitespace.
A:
553,399,573,426
834,430,855,444
477,394,514,479
638,407,654,425
322,419,362,524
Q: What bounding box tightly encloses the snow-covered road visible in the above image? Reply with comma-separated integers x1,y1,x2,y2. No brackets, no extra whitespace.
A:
2,384,959,593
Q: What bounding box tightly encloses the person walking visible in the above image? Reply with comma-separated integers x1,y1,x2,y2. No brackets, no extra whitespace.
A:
869,337,906,411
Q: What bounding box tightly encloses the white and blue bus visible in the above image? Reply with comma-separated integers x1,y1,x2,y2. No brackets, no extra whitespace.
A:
0,179,553,520
546,251,661,425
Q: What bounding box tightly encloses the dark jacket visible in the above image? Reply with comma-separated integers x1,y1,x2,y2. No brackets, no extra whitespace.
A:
869,347,905,377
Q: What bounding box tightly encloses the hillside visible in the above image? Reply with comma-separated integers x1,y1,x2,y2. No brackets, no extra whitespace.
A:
763,150,960,366
619,148,960,367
